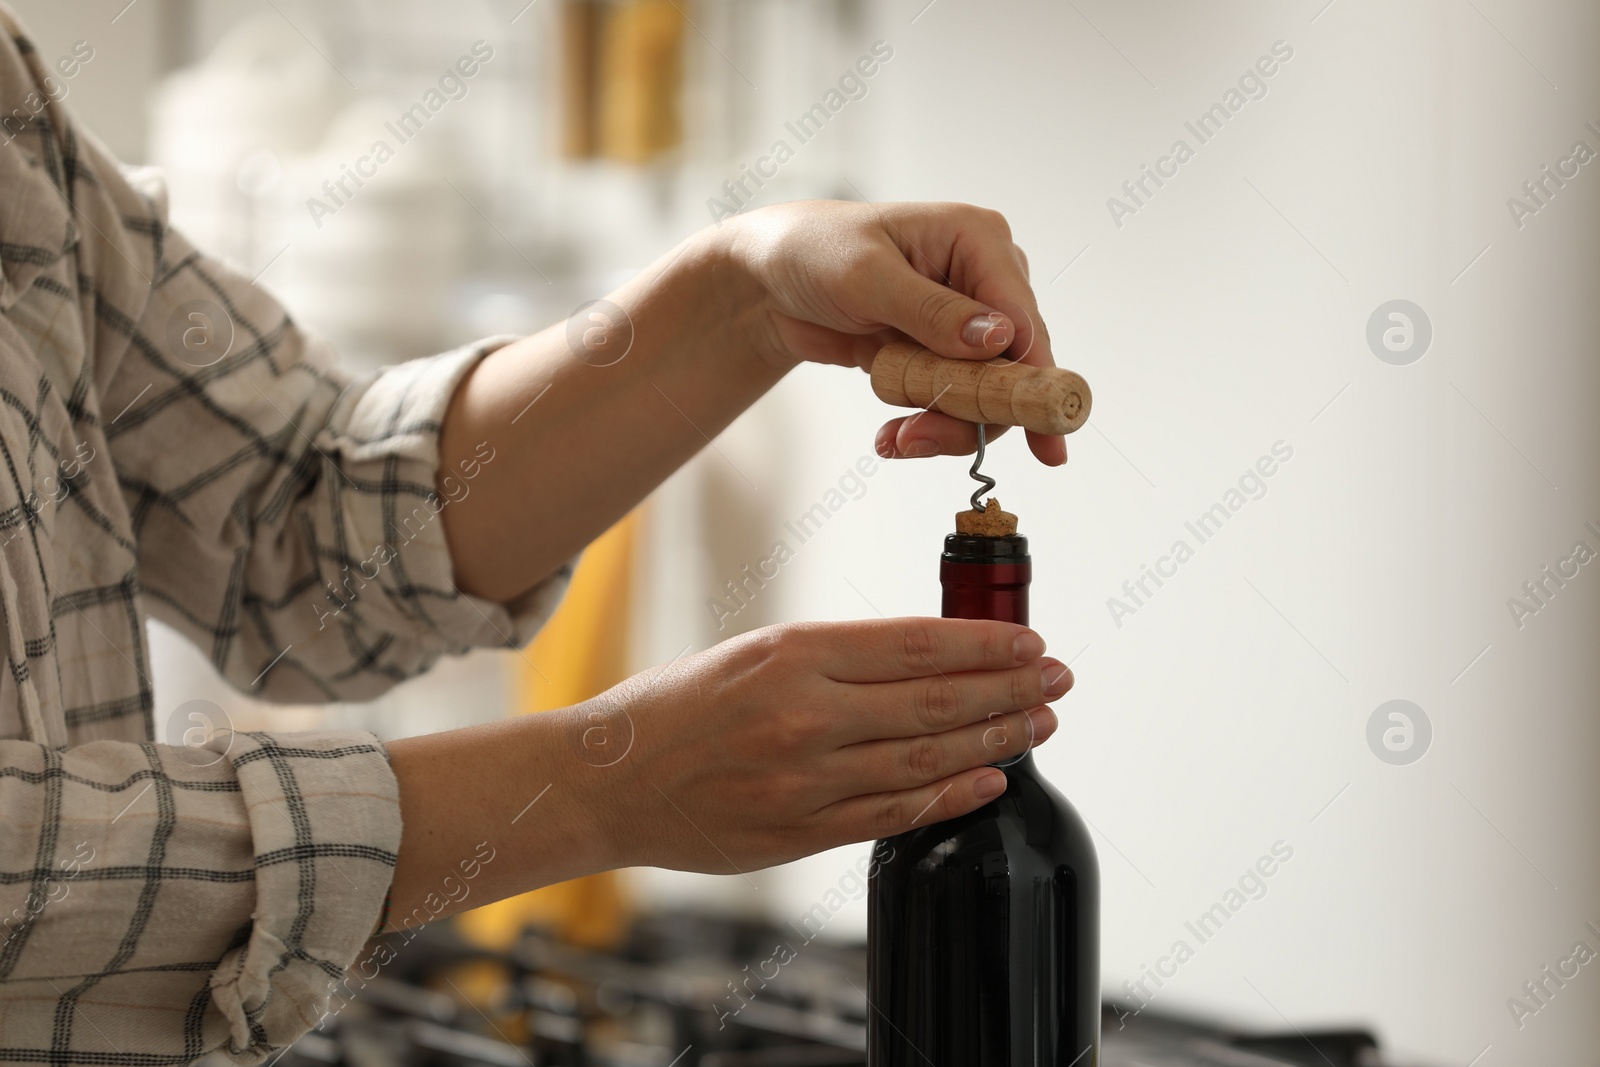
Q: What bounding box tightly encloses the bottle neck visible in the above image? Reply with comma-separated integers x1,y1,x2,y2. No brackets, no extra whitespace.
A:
940,533,1038,777
939,533,1031,626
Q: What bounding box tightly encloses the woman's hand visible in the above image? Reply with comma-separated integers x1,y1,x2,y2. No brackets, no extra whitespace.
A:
438,199,1061,602
725,200,1065,466
572,617,1072,874
385,617,1073,922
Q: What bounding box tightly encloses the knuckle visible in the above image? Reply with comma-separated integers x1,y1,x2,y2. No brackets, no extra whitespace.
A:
973,205,1011,237
772,706,824,750
981,715,1013,756
877,794,913,836
769,620,811,650
731,625,779,665
765,769,809,809
745,623,805,670
916,678,960,731
978,625,1007,666
915,285,962,332
900,623,939,673
904,736,943,782
1009,666,1037,711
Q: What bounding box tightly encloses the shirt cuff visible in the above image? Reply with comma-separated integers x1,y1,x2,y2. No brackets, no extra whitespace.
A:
320,337,577,656
206,730,400,1061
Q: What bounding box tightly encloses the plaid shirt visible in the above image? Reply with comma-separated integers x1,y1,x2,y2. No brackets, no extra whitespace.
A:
0,8,568,1062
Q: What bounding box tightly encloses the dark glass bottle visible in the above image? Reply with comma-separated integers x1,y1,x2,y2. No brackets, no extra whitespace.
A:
867,531,1100,1066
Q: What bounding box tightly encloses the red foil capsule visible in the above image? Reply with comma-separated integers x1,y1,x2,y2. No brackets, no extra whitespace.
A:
939,533,1030,625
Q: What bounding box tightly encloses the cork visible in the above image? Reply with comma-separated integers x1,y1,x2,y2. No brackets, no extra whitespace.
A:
955,498,1018,537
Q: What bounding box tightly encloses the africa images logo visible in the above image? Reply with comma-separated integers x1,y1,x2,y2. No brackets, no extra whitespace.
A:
566,299,635,367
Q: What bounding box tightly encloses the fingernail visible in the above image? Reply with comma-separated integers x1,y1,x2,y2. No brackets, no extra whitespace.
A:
875,438,896,459
902,439,939,457
961,313,1009,349
1029,706,1059,739
1013,631,1045,661
1040,661,1072,698
974,771,1007,799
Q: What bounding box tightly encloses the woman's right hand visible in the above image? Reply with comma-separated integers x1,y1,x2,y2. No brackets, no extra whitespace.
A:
570,617,1072,874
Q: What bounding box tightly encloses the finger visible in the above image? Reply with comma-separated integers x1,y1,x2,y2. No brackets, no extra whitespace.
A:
870,261,1067,466
817,765,1011,842
877,204,1049,366
985,293,1047,366
956,238,1052,368
871,370,1066,465
798,617,1046,683
920,216,1068,467
830,658,1071,745
1026,429,1068,467
833,706,1058,793
877,414,1066,467
863,254,1017,362
969,286,1067,467
872,362,1065,468
875,412,1010,459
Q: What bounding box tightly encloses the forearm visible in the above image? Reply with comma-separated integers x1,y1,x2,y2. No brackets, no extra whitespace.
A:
383,708,619,929
437,228,786,602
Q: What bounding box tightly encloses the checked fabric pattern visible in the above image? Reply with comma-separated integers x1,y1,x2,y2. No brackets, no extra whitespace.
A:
0,6,569,1063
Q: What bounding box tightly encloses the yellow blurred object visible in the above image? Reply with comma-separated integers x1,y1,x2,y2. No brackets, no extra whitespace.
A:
558,0,601,158
598,0,686,163
556,0,685,163
454,510,641,951
438,959,529,1042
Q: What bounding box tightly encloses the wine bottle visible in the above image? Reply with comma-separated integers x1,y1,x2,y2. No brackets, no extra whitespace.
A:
867,530,1100,1066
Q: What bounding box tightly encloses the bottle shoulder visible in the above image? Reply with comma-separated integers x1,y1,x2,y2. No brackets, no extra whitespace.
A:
876,765,1098,879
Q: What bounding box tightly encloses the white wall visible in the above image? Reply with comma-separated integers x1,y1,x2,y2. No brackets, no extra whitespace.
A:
4,0,171,161
724,0,1599,1062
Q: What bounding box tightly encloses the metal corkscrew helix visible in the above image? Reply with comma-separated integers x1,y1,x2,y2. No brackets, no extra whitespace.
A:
969,423,996,512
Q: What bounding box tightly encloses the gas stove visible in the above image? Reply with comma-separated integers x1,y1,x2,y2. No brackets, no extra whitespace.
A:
274,912,1411,1067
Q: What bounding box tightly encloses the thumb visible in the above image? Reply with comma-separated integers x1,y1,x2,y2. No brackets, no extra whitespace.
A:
871,268,1014,359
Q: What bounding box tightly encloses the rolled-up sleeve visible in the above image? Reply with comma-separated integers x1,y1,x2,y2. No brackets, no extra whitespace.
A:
110,216,571,703
0,730,399,1062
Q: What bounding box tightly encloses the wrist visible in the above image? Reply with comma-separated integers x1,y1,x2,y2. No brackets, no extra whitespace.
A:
543,704,626,874
386,713,627,921
510,709,630,878
689,216,796,374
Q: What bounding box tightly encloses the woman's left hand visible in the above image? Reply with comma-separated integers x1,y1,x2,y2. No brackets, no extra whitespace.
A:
724,200,1065,466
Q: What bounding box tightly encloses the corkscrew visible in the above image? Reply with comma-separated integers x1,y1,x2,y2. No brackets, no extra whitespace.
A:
869,342,1092,532
869,342,1091,435
969,424,996,512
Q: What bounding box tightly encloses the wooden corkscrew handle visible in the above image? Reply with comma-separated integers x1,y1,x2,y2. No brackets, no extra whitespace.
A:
869,342,1092,435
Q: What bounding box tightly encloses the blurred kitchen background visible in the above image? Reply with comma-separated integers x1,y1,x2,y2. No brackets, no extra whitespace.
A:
11,0,1599,1062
